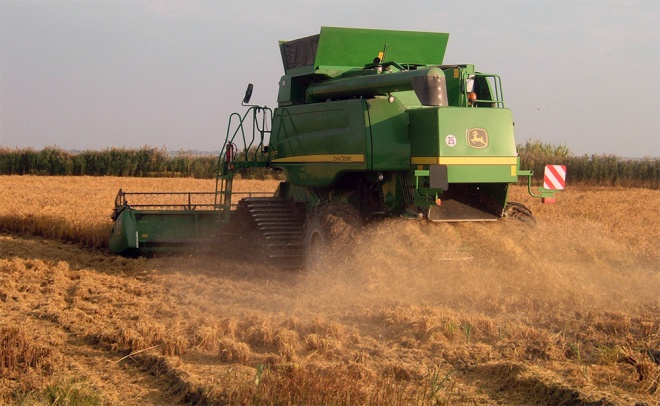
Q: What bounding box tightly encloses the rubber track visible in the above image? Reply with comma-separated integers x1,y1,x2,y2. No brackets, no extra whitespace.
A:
239,197,305,268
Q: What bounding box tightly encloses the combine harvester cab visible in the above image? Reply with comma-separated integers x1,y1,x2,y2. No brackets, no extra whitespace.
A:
109,27,565,265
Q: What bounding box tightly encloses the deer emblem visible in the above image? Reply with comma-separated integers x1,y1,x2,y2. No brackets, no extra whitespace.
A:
467,128,488,148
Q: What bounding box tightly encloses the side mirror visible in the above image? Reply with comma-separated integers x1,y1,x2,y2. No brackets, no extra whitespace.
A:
242,83,253,105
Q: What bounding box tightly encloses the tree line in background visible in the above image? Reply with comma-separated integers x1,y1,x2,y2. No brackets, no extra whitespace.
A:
0,146,278,180
0,143,658,189
517,140,658,189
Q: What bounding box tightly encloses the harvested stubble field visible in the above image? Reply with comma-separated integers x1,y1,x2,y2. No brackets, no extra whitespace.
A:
0,175,659,405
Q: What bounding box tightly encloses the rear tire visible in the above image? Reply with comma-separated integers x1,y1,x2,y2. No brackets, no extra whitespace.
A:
304,203,364,269
504,202,537,228
304,215,329,269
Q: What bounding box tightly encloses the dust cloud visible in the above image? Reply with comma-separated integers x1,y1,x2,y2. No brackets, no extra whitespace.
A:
286,217,659,322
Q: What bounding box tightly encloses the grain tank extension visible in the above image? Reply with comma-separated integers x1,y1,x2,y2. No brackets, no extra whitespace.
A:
109,27,564,266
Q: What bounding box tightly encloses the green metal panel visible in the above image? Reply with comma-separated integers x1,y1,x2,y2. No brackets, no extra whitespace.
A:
447,164,517,183
315,27,448,70
109,208,222,255
109,208,137,254
366,97,410,171
443,65,475,106
279,27,449,77
408,107,518,183
409,107,517,158
132,210,218,244
269,99,370,187
408,108,440,156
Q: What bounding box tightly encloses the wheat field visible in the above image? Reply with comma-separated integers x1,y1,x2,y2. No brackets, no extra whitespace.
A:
1,176,658,405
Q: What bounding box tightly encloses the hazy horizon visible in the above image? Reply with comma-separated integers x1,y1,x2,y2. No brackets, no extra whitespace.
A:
1,0,659,158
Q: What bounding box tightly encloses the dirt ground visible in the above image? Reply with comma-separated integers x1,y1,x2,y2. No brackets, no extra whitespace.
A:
0,177,658,405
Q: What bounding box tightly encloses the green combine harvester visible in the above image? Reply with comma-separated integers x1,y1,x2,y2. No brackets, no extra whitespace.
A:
109,27,563,267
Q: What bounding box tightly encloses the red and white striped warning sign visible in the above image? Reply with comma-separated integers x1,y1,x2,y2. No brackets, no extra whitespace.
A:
543,165,567,190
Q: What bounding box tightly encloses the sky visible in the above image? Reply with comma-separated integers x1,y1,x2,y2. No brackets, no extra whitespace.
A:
1,0,659,158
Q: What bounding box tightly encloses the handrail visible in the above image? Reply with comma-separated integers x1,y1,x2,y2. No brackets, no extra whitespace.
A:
219,106,273,173
213,105,274,219
114,190,271,211
462,72,505,108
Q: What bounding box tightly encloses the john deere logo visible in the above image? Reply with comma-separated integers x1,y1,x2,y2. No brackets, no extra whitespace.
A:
467,128,488,149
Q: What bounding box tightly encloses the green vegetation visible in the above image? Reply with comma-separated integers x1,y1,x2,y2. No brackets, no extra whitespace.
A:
518,140,658,189
0,146,219,178
12,378,104,406
0,144,657,188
